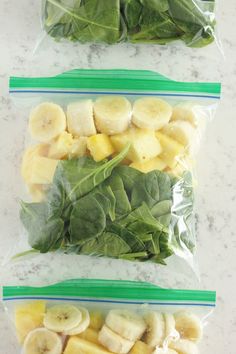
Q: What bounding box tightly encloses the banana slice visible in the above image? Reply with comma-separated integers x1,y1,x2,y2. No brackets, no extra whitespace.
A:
29,102,66,142
161,121,196,147
105,309,146,341
169,339,199,354
44,304,82,332
132,97,172,130
144,312,165,347
94,96,132,135
174,311,202,342
171,102,207,128
64,306,90,335
164,313,179,343
23,328,62,354
67,100,97,137
99,325,134,354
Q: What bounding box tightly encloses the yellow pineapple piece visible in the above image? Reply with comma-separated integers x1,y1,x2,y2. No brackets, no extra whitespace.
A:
87,134,115,162
156,132,184,168
64,337,113,354
130,157,167,173
129,341,153,354
111,127,162,163
48,131,74,159
89,311,104,331
68,137,87,159
15,301,46,343
78,328,100,345
21,144,49,183
29,156,59,184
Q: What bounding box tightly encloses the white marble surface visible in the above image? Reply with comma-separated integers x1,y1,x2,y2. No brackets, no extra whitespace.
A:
0,1,235,353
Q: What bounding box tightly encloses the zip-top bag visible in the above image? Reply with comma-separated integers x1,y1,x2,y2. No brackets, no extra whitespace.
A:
7,69,221,285
41,0,219,48
2,279,216,354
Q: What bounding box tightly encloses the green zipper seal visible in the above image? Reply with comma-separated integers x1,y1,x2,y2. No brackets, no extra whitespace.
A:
9,69,221,96
3,279,216,304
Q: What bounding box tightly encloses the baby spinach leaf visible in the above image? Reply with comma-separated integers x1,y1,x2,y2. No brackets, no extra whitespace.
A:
69,195,106,244
107,223,145,253
80,232,131,257
20,202,64,253
44,0,121,43
131,170,172,209
113,165,142,195
140,0,169,13
55,144,129,204
107,174,131,217
122,0,142,30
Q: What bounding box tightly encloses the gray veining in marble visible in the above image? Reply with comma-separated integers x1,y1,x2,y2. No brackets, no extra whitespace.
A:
0,1,236,353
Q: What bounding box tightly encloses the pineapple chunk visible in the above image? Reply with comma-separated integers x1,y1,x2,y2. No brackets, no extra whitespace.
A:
49,132,87,159
15,301,46,343
78,328,100,345
89,311,104,331
130,157,167,173
64,337,113,354
68,137,87,159
156,132,184,168
129,341,153,354
21,144,49,183
29,156,59,184
48,131,74,159
111,127,162,163
87,134,115,162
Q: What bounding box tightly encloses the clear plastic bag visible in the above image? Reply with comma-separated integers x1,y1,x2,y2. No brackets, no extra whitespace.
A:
7,69,221,285
2,278,216,354
41,0,219,48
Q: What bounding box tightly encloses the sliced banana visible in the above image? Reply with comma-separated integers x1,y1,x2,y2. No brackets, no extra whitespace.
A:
164,313,179,343
144,312,165,347
161,121,196,147
174,311,202,342
132,97,172,130
64,306,90,335
67,100,97,137
105,309,146,341
169,339,199,354
29,102,66,142
99,325,134,354
23,328,62,354
44,304,82,332
94,96,132,135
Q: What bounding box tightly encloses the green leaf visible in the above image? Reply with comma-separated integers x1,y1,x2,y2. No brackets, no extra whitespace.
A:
140,0,169,13
54,145,130,204
113,165,142,195
69,195,106,244
107,223,145,253
44,0,121,44
131,170,172,209
80,232,131,257
107,174,131,217
122,0,143,30
20,202,64,253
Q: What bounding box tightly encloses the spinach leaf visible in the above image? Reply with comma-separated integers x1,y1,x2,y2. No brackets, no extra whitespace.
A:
69,194,106,244
44,0,121,44
107,223,145,253
80,232,131,257
54,144,129,204
113,165,142,195
107,174,131,217
131,170,172,209
140,0,169,13
122,0,142,30
20,202,64,253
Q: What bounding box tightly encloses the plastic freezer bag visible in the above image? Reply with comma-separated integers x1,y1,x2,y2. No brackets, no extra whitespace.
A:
41,0,218,48
2,279,216,354
8,69,221,275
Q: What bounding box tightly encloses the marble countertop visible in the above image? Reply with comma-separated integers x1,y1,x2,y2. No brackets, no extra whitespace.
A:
0,1,235,353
